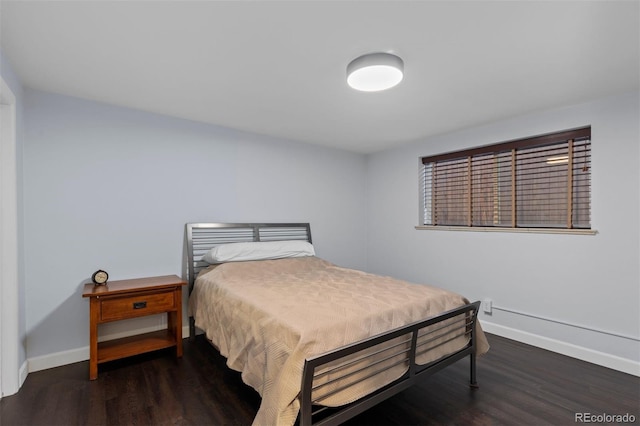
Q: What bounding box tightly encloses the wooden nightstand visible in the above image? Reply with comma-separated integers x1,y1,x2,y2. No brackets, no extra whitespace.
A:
82,275,187,380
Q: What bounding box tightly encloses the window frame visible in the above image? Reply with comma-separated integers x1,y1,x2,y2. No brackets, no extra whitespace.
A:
417,127,597,235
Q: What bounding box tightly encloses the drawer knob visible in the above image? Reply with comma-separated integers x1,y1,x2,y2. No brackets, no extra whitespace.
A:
133,301,147,309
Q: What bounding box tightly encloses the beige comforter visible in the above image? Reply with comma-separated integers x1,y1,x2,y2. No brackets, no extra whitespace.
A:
189,256,489,426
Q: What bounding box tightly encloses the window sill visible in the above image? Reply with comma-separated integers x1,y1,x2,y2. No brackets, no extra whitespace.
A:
414,225,598,236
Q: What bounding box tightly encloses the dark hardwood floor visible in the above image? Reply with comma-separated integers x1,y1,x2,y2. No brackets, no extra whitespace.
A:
1,334,638,426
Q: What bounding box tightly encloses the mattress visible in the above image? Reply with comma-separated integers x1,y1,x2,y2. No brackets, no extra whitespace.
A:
189,256,489,426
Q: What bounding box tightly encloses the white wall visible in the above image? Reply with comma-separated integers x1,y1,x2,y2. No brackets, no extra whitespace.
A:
23,89,367,361
365,91,639,372
18,86,640,375
0,50,27,392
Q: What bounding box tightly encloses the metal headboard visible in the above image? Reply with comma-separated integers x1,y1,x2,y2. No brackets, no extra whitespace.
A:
184,222,312,295
184,222,312,337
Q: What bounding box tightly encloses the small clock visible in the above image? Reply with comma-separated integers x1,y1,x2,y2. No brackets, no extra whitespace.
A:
91,269,109,285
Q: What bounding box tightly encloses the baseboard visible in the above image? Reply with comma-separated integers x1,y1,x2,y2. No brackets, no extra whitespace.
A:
0,359,29,399
28,325,192,373
482,321,640,377
28,346,89,373
19,360,28,387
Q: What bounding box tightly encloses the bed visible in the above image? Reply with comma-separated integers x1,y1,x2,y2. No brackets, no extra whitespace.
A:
185,222,489,426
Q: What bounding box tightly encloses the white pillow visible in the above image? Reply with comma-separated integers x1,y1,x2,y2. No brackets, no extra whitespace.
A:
202,240,315,263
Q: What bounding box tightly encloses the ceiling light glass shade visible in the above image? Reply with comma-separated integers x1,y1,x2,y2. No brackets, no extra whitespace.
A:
347,52,404,92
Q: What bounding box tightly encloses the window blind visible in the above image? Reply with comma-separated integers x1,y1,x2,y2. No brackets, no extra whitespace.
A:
421,127,591,229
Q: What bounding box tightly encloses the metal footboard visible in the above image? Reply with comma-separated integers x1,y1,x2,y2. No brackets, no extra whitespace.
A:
300,301,481,426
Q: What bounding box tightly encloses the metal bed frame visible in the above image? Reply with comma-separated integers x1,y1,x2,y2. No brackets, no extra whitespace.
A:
184,222,481,426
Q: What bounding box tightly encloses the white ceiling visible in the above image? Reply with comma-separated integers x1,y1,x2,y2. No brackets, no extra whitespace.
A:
1,1,638,153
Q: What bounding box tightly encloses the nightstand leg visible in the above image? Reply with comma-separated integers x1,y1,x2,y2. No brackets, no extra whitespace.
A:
173,287,183,357
89,298,99,380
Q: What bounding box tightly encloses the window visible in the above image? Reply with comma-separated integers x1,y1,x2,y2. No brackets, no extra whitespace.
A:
420,127,591,231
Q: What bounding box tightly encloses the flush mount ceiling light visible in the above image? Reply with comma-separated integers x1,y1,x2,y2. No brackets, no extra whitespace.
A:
347,52,404,92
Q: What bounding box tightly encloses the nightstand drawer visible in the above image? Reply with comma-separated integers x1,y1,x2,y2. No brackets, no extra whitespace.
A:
100,290,176,321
